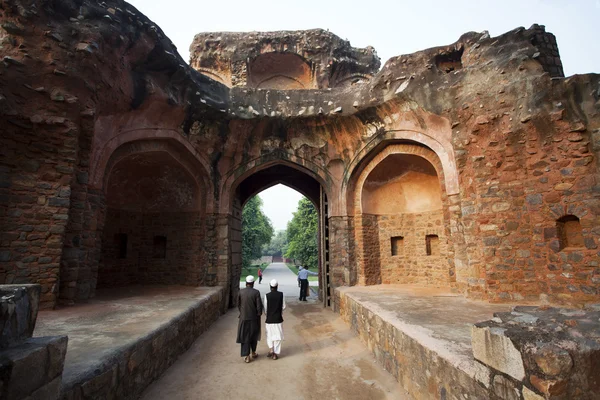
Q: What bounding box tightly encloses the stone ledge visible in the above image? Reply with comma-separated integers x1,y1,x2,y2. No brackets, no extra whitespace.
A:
35,286,224,400
336,286,495,399
0,336,68,400
63,288,223,400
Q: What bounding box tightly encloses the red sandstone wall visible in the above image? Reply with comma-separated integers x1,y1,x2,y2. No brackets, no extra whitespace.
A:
99,210,207,287
377,211,450,285
456,113,600,304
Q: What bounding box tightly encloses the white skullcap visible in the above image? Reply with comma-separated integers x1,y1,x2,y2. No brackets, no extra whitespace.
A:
270,279,278,287
246,275,255,283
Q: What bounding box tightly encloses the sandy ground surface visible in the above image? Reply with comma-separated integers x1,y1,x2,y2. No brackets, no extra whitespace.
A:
142,264,409,400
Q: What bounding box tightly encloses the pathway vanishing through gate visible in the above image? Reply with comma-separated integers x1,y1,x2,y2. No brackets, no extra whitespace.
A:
141,263,408,400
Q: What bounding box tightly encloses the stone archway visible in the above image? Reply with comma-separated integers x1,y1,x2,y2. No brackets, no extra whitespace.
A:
222,160,331,308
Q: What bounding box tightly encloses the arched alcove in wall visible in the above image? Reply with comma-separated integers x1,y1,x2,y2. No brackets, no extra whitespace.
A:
96,140,209,290
350,143,453,287
247,53,315,89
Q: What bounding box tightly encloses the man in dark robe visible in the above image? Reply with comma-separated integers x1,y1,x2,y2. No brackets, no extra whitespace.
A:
236,275,263,363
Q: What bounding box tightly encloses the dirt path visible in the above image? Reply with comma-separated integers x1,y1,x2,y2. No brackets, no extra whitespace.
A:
141,282,409,400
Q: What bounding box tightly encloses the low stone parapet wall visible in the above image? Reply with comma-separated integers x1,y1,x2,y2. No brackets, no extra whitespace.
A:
337,287,600,400
336,287,492,399
60,287,224,400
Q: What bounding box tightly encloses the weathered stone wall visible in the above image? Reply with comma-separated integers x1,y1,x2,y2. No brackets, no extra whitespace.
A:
0,117,81,309
377,211,450,285
354,214,380,285
455,99,600,305
99,209,207,287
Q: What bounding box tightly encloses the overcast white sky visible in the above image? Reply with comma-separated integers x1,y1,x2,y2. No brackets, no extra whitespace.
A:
127,0,599,229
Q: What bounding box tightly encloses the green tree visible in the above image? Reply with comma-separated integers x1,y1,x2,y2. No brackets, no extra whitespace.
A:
263,230,288,257
242,196,274,270
285,197,318,269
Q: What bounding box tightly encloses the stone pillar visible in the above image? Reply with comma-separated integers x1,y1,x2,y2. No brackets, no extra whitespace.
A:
447,193,482,295
353,214,381,286
0,116,81,309
59,117,107,305
328,216,353,288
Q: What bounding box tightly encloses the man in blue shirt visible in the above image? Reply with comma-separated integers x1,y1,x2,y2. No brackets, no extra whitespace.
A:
297,265,318,301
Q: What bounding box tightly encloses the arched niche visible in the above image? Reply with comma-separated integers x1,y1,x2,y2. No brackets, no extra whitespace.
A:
97,140,209,291
361,154,442,215
351,143,453,287
247,53,315,90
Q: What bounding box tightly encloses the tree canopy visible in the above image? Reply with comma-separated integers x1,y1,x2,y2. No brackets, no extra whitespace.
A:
285,197,318,269
263,230,288,257
242,196,274,270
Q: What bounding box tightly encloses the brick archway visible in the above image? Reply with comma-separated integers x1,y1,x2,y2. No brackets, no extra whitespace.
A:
220,158,332,309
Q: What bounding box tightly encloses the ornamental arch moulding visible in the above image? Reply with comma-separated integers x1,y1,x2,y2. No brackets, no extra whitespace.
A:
89,128,214,213
219,152,334,215
343,129,459,215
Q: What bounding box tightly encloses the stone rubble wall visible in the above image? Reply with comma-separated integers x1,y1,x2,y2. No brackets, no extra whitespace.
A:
376,211,450,285
99,209,208,287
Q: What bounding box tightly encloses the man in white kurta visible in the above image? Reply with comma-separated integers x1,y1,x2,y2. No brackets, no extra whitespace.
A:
264,279,286,360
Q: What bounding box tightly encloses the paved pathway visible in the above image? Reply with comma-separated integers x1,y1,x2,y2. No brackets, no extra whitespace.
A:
142,264,409,400
245,262,316,300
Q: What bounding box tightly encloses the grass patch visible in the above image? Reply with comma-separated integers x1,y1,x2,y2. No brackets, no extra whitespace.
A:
285,263,319,282
240,263,268,282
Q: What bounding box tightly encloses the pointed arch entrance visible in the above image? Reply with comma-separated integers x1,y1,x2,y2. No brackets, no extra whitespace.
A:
224,161,331,309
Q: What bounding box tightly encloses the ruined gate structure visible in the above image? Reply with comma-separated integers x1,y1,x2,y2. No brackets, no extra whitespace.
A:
1,1,599,312
1,1,600,399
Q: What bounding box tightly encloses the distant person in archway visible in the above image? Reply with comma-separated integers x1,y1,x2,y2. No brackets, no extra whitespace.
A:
297,265,318,301
257,267,263,284
237,275,263,363
264,279,286,360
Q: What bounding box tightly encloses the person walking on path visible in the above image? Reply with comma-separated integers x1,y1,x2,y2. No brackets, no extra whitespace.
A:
297,265,318,301
258,267,263,284
236,275,263,363
264,279,286,360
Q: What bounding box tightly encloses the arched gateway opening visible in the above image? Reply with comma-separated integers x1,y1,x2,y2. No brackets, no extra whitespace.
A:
227,163,330,308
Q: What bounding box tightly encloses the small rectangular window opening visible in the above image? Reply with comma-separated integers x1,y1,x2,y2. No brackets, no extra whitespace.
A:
115,233,128,259
391,236,404,256
426,235,439,256
153,235,167,259
557,215,583,250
